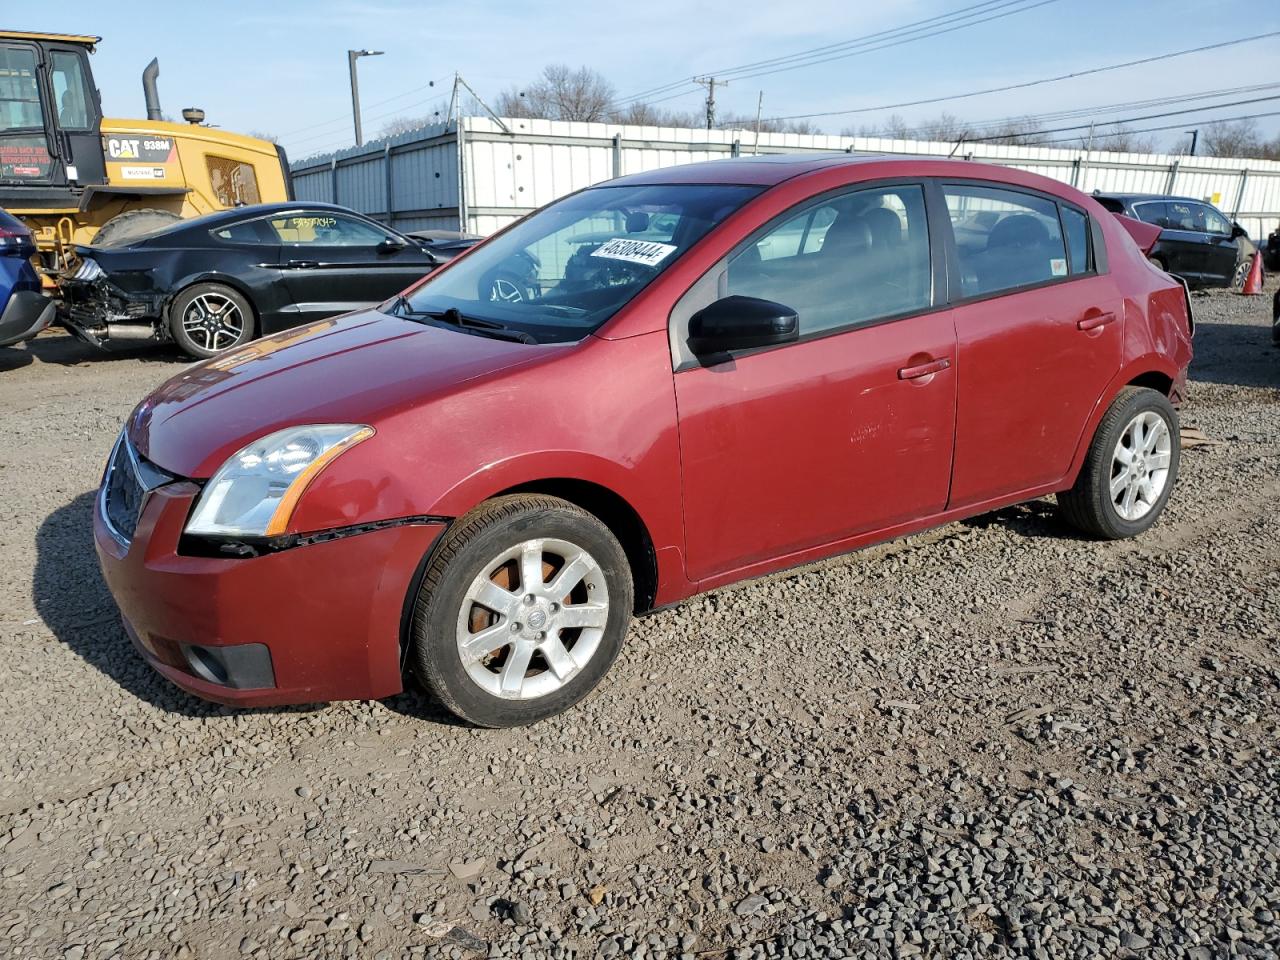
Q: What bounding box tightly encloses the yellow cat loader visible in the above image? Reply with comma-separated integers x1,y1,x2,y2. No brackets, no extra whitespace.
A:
0,31,291,286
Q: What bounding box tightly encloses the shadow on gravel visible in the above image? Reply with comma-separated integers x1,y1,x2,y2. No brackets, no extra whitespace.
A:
960,499,1085,541
36,491,463,725
0,346,33,372
1188,320,1280,390
13,330,187,367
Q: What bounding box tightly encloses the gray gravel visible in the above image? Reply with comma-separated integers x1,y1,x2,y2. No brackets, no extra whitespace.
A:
1,281,1278,960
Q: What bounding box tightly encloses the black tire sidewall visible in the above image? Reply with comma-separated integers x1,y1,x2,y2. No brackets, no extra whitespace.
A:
1090,389,1180,539
413,504,633,727
168,283,256,359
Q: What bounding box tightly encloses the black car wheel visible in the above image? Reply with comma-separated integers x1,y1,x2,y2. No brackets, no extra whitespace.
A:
168,283,255,359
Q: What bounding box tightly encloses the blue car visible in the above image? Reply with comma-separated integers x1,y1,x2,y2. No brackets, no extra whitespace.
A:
0,209,55,348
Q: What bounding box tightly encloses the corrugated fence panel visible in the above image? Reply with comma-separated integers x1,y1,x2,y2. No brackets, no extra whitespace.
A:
293,116,1280,240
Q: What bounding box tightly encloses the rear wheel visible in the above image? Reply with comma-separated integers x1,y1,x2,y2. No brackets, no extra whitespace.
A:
168,283,255,359
90,209,182,247
1058,386,1179,539
411,495,633,727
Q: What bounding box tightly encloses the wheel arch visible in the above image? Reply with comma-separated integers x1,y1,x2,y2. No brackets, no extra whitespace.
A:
164,274,260,331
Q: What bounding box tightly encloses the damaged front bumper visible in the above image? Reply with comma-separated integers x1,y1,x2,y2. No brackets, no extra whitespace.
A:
57,273,166,347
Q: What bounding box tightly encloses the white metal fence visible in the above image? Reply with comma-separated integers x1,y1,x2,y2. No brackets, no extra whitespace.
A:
291,116,1280,241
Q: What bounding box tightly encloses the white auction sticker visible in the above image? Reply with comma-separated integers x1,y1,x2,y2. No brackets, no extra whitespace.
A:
590,237,678,267
1050,258,1067,277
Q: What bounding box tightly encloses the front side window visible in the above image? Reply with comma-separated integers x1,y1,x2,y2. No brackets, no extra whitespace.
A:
267,213,387,245
944,185,1068,296
726,183,932,335
50,51,91,130
400,183,762,344
1198,203,1231,236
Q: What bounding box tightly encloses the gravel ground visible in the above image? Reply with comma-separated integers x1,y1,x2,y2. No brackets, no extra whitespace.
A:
1,281,1278,960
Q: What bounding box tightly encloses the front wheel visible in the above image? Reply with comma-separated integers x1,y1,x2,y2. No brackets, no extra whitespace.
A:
1058,386,1180,539
168,283,255,359
410,495,634,727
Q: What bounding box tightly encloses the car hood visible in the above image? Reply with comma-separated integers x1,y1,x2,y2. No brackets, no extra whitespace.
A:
131,310,553,477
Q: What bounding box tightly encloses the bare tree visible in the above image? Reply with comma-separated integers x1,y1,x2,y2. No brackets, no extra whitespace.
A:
1201,118,1280,160
247,130,279,143
495,65,616,122
1090,124,1156,154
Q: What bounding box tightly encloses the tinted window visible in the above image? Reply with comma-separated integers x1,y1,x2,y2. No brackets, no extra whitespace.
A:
267,214,388,246
50,51,91,130
1133,201,1167,227
1165,201,1200,231
1061,206,1090,275
944,185,1068,296
212,220,272,244
403,183,762,344
725,184,931,336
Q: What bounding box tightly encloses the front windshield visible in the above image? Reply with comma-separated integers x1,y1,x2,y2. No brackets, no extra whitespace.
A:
394,183,762,343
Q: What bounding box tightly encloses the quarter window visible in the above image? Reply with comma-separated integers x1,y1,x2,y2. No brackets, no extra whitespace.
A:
726,184,932,336
944,185,1068,296
266,213,389,245
1060,206,1091,275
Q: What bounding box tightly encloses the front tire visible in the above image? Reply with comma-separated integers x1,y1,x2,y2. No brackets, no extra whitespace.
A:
411,495,634,727
1058,386,1180,539
168,283,255,359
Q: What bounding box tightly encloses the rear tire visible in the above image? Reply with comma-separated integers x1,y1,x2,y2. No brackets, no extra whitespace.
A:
90,209,182,247
411,495,633,727
168,283,255,359
1058,386,1179,539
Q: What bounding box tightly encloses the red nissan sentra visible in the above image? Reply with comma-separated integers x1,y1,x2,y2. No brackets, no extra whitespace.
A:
95,156,1193,727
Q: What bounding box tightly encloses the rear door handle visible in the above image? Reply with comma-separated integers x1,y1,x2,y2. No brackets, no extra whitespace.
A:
897,358,951,380
1077,311,1117,331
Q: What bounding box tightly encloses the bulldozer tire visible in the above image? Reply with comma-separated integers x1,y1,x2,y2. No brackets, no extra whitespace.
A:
90,209,182,248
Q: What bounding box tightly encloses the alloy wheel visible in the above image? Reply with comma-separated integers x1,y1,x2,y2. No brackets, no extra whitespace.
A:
455,537,610,700
182,293,245,352
1109,410,1172,521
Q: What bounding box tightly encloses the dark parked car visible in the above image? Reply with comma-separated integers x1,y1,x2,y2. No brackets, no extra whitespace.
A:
1263,225,1280,272
1093,192,1252,289
96,155,1193,727
0,208,55,348
59,203,438,359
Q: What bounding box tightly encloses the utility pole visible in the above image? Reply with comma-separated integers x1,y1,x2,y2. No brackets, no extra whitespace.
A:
694,76,725,130
1185,129,1199,156
753,91,763,155
348,49,384,146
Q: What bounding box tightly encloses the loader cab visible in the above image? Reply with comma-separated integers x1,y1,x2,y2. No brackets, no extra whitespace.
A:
0,32,107,201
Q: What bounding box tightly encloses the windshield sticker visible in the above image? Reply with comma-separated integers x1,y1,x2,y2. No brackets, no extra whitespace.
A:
1050,258,1067,277
590,238,678,267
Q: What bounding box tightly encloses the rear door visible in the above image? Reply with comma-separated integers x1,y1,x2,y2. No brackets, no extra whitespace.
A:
267,212,433,322
672,181,956,582
940,182,1123,507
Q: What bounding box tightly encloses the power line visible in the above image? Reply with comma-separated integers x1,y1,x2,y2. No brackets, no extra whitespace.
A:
612,0,1055,107
758,31,1280,123
1036,110,1280,146
278,72,454,138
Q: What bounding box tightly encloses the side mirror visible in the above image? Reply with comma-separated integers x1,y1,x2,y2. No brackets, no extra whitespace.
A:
1231,222,1248,239
377,236,407,253
688,295,799,357
625,211,650,233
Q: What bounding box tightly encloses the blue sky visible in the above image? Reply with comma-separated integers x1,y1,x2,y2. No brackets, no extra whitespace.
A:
11,0,1280,159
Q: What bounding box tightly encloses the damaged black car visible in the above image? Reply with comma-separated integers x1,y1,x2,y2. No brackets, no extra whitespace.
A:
59,202,439,358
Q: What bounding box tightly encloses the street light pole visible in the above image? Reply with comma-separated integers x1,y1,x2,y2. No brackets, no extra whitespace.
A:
348,49,384,146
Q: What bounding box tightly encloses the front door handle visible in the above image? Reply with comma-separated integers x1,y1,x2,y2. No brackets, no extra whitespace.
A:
1077,311,1117,331
897,357,951,380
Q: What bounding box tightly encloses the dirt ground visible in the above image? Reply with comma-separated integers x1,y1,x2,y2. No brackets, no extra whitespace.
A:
1,282,1277,960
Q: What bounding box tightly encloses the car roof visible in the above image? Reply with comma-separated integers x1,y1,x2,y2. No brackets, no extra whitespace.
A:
607,153,896,187
1094,192,1208,205
188,201,357,228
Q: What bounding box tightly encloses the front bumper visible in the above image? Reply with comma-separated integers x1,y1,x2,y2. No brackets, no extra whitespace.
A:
94,478,444,708
0,289,55,347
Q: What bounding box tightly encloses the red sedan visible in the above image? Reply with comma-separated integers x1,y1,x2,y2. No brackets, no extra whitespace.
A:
95,155,1193,727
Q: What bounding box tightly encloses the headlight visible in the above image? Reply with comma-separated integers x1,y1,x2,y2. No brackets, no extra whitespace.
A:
185,424,374,538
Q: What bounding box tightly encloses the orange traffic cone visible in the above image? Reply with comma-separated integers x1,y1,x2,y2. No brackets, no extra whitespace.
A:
1240,250,1264,295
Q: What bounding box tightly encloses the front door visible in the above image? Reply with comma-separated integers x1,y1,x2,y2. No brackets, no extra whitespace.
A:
940,183,1124,507
265,212,433,323
0,41,58,187
673,182,956,583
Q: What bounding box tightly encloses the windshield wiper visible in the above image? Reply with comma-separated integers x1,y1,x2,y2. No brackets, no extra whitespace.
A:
398,302,538,344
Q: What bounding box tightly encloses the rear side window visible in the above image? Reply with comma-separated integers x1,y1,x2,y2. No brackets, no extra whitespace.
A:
943,185,1068,297
726,183,932,335
1060,206,1090,275
1132,201,1167,227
